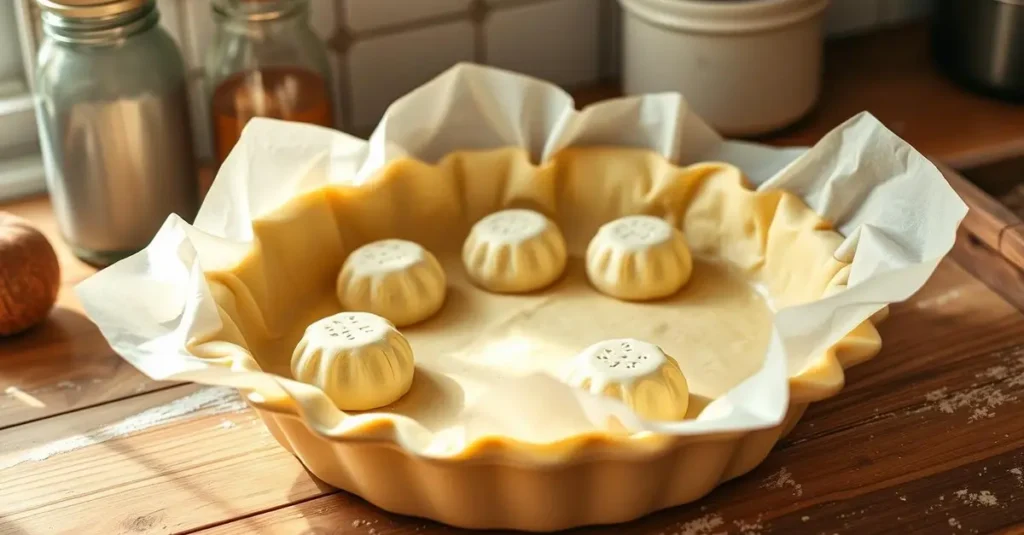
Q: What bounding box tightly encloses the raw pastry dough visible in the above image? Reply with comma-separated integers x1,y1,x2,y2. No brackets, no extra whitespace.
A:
291,312,415,410
462,209,568,293
565,338,689,421
337,239,447,326
201,146,877,450
586,215,693,301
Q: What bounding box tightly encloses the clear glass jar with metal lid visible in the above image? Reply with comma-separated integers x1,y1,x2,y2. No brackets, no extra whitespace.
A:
34,0,198,267
206,0,335,165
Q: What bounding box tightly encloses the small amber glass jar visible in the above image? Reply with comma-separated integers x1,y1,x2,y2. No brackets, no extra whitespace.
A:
206,0,334,164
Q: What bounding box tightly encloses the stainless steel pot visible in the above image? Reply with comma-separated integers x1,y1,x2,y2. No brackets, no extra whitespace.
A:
932,0,1024,101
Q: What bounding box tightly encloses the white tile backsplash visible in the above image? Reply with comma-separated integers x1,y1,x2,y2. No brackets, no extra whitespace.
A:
485,0,600,88
345,0,474,33
130,0,937,161
826,0,881,36
348,20,475,130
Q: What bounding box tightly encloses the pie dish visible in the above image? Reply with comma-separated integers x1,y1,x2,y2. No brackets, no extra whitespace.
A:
76,65,966,532
194,146,882,530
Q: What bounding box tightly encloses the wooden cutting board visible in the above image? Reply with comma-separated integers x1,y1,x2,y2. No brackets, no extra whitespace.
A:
942,161,1024,313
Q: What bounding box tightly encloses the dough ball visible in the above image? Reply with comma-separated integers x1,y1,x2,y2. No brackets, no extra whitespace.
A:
462,209,568,293
291,312,415,411
565,338,689,421
586,215,693,301
337,239,447,327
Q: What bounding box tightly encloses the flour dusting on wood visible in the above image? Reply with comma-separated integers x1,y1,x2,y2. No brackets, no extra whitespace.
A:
953,488,1000,507
761,466,803,497
920,348,1024,422
0,386,246,471
733,515,765,535
656,514,725,535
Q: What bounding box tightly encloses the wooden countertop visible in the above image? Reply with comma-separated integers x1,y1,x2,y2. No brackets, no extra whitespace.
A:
4,23,1024,535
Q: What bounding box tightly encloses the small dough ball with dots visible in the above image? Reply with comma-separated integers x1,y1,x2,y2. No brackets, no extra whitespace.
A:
337,239,446,327
291,312,415,411
586,215,693,301
462,209,568,293
565,338,689,421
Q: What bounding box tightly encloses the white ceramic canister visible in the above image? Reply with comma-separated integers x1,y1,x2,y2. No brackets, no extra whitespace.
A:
619,0,829,136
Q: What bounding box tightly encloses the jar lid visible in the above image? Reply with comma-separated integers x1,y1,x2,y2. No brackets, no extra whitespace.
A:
35,0,150,19
212,0,305,21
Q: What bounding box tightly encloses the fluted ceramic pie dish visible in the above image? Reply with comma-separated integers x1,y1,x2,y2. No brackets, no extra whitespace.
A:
76,65,966,532
190,146,883,531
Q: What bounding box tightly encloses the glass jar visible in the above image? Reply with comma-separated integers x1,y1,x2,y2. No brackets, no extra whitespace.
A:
34,0,199,267
206,0,335,165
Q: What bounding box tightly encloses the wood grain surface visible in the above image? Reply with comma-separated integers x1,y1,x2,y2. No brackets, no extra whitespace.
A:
3,249,1024,535
5,22,1024,535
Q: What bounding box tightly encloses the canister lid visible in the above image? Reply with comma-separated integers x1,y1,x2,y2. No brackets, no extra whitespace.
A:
212,0,305,22
35,0,150,19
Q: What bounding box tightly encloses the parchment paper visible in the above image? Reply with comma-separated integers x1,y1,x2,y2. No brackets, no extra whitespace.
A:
76,63,967,453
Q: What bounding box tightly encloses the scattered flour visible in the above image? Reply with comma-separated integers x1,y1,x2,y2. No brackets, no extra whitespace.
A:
664,514,724,535
761,467,803,497
1010,468,1023,486
0,386,246,471
217,419,237,430
979,366,1009,380
733,516,764,535
1010,360,1024,388
932,385,1014,422
924,494,949,514
949,517,962,529
953,489,999,507
836,509,866,521
801,516,810,522
919,350,1024,423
